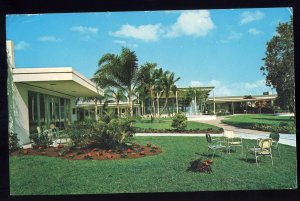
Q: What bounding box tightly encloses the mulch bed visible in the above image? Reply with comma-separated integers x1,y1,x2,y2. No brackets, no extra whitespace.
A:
10,144,162,160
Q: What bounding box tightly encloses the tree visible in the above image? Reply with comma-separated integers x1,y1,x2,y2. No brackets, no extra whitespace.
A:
261,17,294,113
93,48,140,116
135,62,156,116
160,71,180,115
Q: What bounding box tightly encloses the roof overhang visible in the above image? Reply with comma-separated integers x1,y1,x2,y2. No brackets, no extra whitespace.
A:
12,67,103,97
207,95,277,103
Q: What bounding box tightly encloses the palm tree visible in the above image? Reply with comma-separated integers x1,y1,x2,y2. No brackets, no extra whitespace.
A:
160,71,180,115
93,48,140,117
137,63,163,117
106,88,127,117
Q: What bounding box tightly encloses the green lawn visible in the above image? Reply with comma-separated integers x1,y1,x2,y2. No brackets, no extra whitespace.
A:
221,114,296,133
134,118,221,131
10,137,297,195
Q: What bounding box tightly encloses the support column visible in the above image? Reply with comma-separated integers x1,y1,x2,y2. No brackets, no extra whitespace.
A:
232,102,234,114
156,92,160,116
176,90,179,113
213,89,216,114
194,90,197,114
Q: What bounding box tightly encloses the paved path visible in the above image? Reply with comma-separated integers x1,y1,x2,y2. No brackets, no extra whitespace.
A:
136,115,297,147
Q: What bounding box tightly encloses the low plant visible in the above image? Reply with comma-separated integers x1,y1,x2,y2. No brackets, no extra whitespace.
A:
171,112,187,131
30,131,52,149
186,158,213,174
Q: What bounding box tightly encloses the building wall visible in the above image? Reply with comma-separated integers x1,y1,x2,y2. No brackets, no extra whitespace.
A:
12,82,77,145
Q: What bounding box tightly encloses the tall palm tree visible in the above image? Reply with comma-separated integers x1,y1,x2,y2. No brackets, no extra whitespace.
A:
93,48,140,116
151,68,164,116
160,71,180,115
106,88,127,117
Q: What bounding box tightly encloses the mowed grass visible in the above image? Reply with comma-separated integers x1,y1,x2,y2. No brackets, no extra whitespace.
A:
134,118,221,131
10,137,297,195
221,114,295,132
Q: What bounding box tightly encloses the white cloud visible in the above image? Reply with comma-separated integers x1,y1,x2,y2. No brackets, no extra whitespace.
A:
14,41,29,50
220,31,243,43
113,40,138,48
165,10,215,37
190,81,204,87
38,36,62,42
110,24,162,42
248,28,264,35
201,79,274,96
71,26,98,34
240,11,264,25
71,26,98,40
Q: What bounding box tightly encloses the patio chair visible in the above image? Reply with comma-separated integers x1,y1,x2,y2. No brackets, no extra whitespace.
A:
51,126,68,144
246,138,273,166
223,130,243,154
269,133,280,157
206,133,227,159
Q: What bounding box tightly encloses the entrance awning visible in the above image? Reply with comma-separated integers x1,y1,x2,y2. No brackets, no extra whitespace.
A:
13,67,103,97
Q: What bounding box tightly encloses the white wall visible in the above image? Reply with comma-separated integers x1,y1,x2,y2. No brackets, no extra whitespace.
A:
11,84,30,145
13,83,76,145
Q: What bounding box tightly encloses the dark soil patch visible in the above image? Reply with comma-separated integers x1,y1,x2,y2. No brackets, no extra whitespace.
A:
10,144,162,160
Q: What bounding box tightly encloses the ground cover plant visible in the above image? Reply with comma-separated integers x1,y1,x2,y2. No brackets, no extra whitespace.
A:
134,117,223,133
221,114,295,133
9,136,296,195
10,143,162,160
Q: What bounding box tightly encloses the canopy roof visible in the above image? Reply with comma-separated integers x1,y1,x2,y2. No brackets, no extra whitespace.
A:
13,67,103,97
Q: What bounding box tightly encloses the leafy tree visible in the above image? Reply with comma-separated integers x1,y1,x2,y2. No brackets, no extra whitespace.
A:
135,62,156,116
93,48,141,116
260,17,294,113
160,71,180,115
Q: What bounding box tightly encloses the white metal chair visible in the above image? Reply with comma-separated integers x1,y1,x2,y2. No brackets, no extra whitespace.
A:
223,130,243,154
246,138,273,166
206,133,227,159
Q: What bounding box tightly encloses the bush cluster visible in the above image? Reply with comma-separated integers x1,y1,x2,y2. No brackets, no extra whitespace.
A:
251,121,295,133
30,130,52,149
66,116,135,150
171,112,187,131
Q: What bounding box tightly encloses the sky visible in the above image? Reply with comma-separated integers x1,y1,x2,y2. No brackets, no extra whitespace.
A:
6,8,292,97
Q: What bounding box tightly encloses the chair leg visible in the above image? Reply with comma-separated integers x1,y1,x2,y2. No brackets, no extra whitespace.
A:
270,155,273,166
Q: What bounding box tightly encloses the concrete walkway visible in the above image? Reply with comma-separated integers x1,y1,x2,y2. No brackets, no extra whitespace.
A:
135,115,297,147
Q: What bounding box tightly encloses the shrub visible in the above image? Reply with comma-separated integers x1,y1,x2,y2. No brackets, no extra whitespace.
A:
171,112,187,131
30,131,52,149
9,132,20,153
65,120,94,148
89,117,135,150
269,132,280,142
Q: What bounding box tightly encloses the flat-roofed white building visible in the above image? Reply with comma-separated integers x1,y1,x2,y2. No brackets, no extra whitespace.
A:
7,40,103,145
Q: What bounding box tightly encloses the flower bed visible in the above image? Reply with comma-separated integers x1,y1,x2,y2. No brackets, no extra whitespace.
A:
135,128,223,134
10,143,162,160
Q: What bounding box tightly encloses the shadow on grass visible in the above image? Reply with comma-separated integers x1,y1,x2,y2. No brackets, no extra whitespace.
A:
239,158,257,164
195,152,224,158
